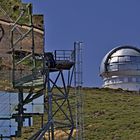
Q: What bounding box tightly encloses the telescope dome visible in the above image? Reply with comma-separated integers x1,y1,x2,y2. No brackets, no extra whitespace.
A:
100,45,140,91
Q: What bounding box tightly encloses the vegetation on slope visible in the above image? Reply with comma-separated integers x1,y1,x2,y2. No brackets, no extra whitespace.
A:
0,0,44,28
84,88,140,140
17,88,140,140
0,0,29,23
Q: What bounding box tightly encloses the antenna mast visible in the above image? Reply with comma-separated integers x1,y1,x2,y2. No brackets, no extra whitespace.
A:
74,42,84,140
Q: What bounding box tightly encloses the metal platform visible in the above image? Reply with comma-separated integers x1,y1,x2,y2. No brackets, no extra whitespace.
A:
13,50,75,88
14,76,43,88
55,60,75,70
45,50,75,72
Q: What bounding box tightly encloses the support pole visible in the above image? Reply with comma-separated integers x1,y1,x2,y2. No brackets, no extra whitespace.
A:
74,42,84,140
17,88,24,136
46,69,54,140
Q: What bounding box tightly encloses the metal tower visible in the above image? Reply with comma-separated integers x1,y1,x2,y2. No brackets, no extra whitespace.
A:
74,42,84,140
0,1,84,139
29,50,75,140
10,2,76,140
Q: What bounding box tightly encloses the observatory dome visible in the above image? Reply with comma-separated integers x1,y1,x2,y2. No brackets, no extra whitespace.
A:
100,45,140,91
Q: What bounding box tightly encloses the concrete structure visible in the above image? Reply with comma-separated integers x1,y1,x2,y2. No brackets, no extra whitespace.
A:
100,45,140,91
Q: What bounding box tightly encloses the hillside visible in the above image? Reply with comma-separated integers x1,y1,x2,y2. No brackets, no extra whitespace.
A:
84,88,140,140
16,88,140,140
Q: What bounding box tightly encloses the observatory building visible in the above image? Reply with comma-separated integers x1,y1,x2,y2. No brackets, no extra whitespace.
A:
100,45,140,91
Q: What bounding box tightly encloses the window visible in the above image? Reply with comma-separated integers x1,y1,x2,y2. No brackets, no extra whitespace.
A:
109,64,118,71
130,64,137,70
125,56,131,62
132,77,136,82
124,77,128,82
137,64,140,70
119,77,124,82
130,56,137,62
128,77,132,82
136,77,140,82
118,64,127,70
136,56,140,62
119,56,125,62
110,57,118,63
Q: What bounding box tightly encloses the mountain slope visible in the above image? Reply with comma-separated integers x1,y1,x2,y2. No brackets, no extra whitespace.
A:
84,88,140,140
16,88,140,140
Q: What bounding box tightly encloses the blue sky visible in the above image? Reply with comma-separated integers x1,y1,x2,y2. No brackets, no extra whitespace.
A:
23,0,140,87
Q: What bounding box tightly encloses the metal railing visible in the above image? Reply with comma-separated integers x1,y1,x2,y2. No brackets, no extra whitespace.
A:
54,50,75,62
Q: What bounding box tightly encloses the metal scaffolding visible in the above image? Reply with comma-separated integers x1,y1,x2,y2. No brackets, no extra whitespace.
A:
0,0,84,139
10,2,45,138
29,50,76,140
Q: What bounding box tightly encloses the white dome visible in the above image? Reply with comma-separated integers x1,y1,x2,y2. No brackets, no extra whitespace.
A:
100,45,140,91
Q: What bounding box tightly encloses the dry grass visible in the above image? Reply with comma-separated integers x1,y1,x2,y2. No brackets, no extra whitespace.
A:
13,88,140,140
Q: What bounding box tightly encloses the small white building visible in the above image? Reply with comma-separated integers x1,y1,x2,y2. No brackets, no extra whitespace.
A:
100,45,140,91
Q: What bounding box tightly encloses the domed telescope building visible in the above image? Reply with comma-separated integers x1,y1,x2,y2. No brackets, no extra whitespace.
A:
100,45,140,91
